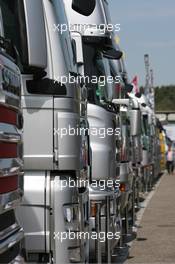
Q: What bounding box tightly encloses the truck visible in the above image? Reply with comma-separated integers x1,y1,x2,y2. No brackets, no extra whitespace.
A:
0,1,24,262
63,1,136,262
109,53,142,244
0,1,162,263
3,0,96,263
111,97,139,241
127,92,143,209
131,93,156,193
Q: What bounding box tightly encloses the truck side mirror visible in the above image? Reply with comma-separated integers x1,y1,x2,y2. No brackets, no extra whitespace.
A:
72,0,96,16
135,92,142,98
125,84,133,93
112,98,130,106
130,110,141,136
103,49,123,60
21,0,47,68
71,33,84,64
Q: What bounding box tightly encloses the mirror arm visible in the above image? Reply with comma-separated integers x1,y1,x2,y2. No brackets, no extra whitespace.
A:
102,49,123,60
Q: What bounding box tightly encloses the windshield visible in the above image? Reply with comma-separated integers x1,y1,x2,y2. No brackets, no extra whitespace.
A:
0,0,28,70
141,115,150,150
109,60,125,99
142,115,150,136
82,42,113,105
102,0,112,25
96,55,113,102
120,110,131,161
0,0,21,59
52,0,77,73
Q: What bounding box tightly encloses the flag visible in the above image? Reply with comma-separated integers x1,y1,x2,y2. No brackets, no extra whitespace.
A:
131,76,139,93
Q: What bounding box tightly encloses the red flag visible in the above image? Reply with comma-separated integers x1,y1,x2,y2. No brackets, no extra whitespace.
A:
131,76,139,93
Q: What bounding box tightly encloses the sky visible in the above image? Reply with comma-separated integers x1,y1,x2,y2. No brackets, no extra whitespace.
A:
164,124,175,141
109,0,175,87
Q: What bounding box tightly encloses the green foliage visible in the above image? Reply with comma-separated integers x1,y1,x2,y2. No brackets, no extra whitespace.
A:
154,85,175,111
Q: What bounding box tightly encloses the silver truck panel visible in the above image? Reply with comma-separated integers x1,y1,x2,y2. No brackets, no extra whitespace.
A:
118,162,130,184
16,172,49,253
54,97,81,171
23,107,53,170
17,172,89,263
131,136,142,164
142,150,149,166
52,176,78,263
22,75,54,170
23,0,47,68
130,109,141,136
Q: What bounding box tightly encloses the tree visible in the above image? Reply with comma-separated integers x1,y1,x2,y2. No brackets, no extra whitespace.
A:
154,85,175,111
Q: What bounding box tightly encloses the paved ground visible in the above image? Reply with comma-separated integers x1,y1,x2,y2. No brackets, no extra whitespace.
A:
125,173,175,264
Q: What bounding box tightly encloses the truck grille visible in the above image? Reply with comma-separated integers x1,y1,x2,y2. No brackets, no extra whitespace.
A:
0,53,23,211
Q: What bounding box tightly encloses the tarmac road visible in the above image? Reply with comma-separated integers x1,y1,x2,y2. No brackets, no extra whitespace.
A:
125,172,175,264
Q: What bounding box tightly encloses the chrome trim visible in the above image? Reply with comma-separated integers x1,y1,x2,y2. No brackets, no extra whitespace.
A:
0,223,19,242
0,101,20,112
0,189,23,214
0,89,20,101
0,170,23,178
0,228,24,255
0,159,23,177
0,95,20,110
0,132,21,143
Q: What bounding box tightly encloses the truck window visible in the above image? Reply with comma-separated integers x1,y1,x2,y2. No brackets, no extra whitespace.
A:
0,1,20,57
142,115,146,135
83,42,112,105
110,61,125,99
82,43,100,104
0,0,28,70
142,115,150,136
52,0,77,73
96,54,109,102
141,115,150,151
102,0,112,25
119,111,131,161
